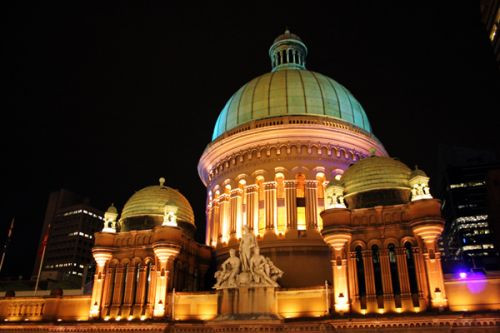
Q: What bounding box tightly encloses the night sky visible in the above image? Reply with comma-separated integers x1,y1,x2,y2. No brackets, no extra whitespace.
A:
2,2,499,279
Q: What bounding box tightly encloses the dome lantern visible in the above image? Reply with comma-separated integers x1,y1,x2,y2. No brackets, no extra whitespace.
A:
162,201,178,227
269,29,308,72
409,166,433,201
325,179,346,209
102,203,118,233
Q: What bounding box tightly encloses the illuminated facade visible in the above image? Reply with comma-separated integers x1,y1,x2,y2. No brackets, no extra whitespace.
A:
1,31,499,332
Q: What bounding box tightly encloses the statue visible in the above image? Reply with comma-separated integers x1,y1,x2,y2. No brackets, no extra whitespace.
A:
213,249,240,289
249,247,279,287
266,257,284,281
213,231,283,289
239,225,256,272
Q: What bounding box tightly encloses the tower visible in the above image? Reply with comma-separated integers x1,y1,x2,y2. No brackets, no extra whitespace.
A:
198,30,387,287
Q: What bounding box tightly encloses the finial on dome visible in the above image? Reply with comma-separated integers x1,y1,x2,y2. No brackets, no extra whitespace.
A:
159,177,166,187
369,148,377,156
269,29,307,72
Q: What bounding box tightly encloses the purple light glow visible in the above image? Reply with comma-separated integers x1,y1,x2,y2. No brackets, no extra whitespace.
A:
459,272,467,279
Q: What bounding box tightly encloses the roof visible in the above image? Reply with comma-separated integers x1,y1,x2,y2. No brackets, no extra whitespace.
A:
212,70,372,141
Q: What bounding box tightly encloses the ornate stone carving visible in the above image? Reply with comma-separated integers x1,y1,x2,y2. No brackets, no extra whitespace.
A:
213,227,283,289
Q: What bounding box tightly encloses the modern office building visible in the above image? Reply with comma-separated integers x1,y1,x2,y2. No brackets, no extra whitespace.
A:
32,189,104,285
439,146,500,271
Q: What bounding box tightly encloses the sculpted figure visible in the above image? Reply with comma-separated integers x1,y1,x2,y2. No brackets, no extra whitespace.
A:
249,247,278,287
239,225,256,272
213,249,241,289
266,257,284,281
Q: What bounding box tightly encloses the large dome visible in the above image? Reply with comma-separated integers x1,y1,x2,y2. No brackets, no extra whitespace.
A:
212,70,372,141
120,179,195,230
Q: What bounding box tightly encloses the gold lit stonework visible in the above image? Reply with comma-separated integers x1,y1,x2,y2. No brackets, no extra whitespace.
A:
0,30,499,333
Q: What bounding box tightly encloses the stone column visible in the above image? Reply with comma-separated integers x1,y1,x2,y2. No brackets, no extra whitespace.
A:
90,250,112,318
362,250,377,313
101,265,114,316
122,263,137,317
152,244,180,318
323,232,351,314
316,181,327,230
347,251,361,313
395,247,413,311
205,202,213,246
284,180,297,238
413,247,429,309
134,264,147,317
379,249,395,312
212,200,220,246
229,188,243,244
305,180,318,230
218,194,230,244
111,265,125,317
412,223,447,310
245,185,258,235
263,181,277,240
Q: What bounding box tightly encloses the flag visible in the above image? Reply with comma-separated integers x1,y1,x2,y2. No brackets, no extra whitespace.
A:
38,224,51,257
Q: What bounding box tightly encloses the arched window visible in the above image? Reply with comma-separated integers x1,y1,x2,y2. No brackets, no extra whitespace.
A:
282,50,288,64
372,245,383,296
277,52,281,65
355,246,366,297
405,242,419,294
288,49,293,64
120,263,128,306
143,262,152,307
388,244,401,295
131,263,139,306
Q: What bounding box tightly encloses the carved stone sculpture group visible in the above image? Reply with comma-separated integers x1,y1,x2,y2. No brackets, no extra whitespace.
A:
213,226,283,289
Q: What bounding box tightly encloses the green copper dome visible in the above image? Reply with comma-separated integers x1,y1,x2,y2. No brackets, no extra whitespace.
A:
211,30,372,141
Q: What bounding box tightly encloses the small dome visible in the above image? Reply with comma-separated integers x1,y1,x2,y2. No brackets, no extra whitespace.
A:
120,180,195,232
106,203,118,214
342,156,412,208
410,166,428,179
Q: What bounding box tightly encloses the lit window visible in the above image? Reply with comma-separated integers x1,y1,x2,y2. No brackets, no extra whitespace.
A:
449,181,486,189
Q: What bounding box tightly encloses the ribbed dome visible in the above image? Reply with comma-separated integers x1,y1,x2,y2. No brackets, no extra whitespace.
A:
342,156,412,198
121,184,195,226
212,70,372,140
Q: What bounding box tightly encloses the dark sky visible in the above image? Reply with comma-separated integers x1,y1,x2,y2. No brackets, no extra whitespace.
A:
2,2,499,278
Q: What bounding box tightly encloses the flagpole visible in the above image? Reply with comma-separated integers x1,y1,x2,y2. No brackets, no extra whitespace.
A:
34,224,50,296
34,241,47,296
0,217,15,273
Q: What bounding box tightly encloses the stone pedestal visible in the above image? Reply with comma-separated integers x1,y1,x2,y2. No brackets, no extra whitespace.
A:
216,287,281,321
